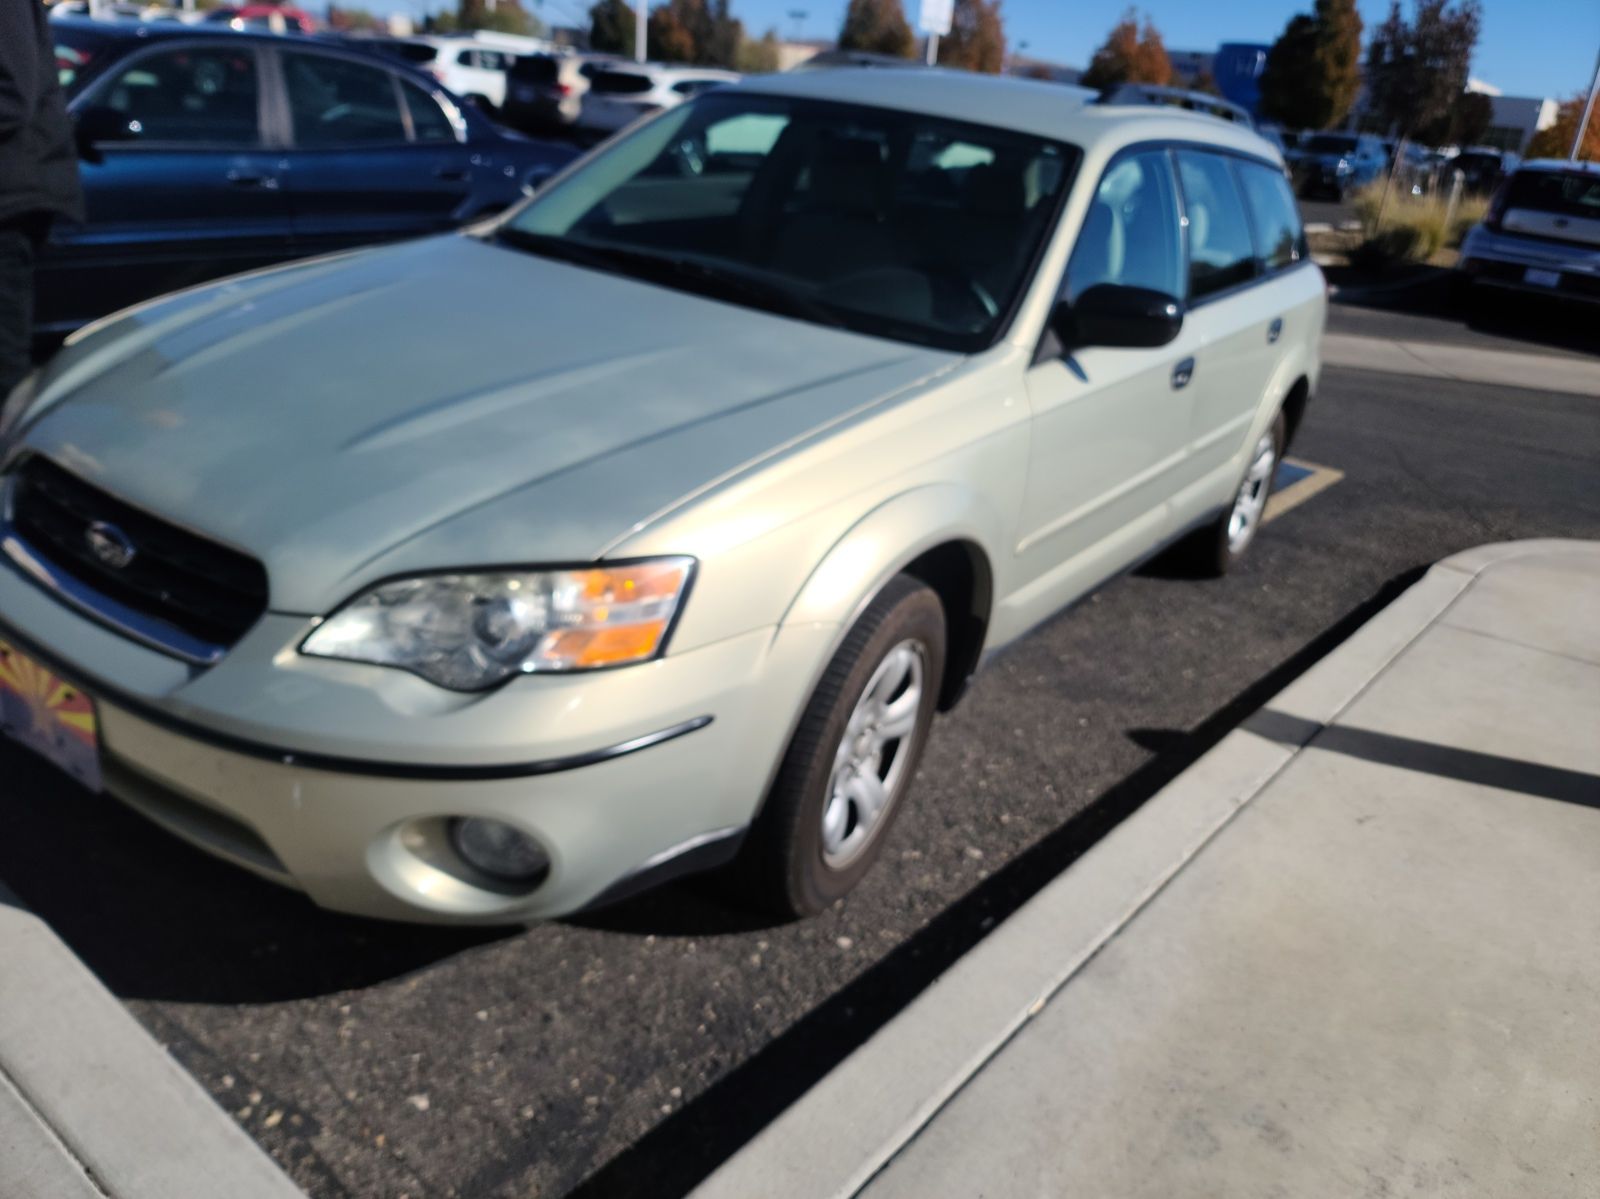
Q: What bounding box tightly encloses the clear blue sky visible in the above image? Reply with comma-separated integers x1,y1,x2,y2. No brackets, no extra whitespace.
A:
393,0,1600,100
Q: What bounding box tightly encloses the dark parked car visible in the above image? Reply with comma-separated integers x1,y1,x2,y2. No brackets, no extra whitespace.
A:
1293,131,1386,200
38,19,578,335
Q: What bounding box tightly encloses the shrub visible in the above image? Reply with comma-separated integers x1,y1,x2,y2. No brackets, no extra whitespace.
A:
1349,180,1490,269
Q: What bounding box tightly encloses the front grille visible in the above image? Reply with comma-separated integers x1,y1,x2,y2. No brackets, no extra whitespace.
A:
8,457,268,650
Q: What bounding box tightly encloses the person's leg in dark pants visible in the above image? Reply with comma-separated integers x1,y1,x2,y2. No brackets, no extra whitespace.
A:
0,219,43,401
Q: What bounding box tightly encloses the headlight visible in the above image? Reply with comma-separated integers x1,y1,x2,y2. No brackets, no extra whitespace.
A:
1335,158,1353,175
301,558,694,691
0,372,38,442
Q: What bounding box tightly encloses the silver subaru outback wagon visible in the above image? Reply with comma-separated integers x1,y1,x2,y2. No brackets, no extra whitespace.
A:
0,69,1323,923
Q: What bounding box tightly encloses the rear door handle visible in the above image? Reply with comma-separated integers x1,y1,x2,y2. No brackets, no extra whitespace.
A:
1267,317,1284,344
434,167,470,182
1171,357,1196,390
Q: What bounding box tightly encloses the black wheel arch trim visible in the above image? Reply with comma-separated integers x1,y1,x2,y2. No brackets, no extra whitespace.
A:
0,614,712,781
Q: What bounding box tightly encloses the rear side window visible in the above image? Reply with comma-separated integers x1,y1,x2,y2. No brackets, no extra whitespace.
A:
1065,150,1183,303
284,53,407,147
1175,150,1257,300
1237,161,1305,271
511,55,558,84
393,43,439,64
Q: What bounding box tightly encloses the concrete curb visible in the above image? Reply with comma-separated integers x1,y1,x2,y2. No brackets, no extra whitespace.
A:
691,543,1571,1199
0,886,304,1199
1321,332,1600,397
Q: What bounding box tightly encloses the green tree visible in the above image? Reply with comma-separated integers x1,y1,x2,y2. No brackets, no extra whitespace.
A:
588,0,636,57
1525,92,1600,161
1364,0,1482,140
1258,0,1363,131
736,28,782,73
1080,9,1171,90
941,0,1005,74
450,0,543,35
836,0,915,59
326,3,382,30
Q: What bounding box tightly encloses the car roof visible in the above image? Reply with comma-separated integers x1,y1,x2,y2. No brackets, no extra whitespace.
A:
734,68,1282,160
1517,158,1600,177
52,14,368,53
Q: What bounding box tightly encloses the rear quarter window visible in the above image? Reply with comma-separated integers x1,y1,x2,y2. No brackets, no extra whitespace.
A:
1237,161,1305,271
588,70,653,95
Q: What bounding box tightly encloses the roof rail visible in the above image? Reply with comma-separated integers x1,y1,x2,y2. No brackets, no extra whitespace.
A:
1097,84,1256,131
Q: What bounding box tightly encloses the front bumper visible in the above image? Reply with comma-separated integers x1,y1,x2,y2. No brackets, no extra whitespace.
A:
0,552,833,923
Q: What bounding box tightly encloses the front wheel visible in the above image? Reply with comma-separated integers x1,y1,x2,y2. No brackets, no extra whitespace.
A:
733,575,946,917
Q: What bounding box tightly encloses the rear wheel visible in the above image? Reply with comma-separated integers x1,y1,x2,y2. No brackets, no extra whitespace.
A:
1182,408,1286,577
734,575,945,917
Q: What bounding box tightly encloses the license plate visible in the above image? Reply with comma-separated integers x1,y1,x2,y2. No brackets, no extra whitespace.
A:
0,640,102,792
1524,267,1562,288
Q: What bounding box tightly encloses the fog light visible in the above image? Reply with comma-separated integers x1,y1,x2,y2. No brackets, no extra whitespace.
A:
448,818,551,885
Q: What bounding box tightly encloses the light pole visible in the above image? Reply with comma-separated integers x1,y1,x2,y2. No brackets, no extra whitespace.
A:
634,0,646,62
787,8,807,41
1572,46,1600,161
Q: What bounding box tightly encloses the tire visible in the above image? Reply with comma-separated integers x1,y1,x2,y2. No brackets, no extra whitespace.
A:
1180,408,1287,578
734,575,946,917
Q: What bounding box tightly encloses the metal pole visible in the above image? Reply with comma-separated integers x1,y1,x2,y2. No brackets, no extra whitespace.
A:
1572,51,1600,161
925,33,938,66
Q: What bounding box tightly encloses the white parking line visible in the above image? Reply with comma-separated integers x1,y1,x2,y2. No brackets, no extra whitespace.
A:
1265,458,1345,523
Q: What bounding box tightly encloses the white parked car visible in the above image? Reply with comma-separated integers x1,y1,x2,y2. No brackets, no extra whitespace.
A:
384,34,559,110
576,63,740,137
1457,159,1600,307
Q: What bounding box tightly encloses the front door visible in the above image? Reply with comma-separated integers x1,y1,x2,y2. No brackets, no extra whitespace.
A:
1016,149,1196,605
38,43,292,333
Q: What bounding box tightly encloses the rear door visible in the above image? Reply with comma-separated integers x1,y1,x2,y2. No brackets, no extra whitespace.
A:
275,49,475,252
1172,149,1275,485
1017,149,1198,590
39,41,291,332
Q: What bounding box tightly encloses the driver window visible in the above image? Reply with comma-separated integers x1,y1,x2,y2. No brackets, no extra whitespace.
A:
1063,150,1182,304
99,47,261,145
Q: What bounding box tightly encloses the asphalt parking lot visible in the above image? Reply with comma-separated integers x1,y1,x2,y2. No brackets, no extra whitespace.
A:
3,315,1597,1198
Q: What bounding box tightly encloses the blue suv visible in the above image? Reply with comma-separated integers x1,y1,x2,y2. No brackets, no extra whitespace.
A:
41,19,578,334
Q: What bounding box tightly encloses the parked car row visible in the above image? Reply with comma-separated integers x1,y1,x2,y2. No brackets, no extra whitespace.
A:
41,17,577,334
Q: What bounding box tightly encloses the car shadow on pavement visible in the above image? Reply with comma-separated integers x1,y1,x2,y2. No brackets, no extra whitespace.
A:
1334,270,1600,359
560,565,1428,1199
0,753,509,1003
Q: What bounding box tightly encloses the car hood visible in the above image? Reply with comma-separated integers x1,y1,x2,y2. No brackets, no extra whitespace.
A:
15,235,954,614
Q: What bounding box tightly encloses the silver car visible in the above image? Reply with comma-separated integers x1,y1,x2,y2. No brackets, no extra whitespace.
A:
0,71,1324,923
1457,159,1600,306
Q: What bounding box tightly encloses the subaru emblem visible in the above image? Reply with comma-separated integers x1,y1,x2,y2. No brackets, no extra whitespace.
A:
85,520,137,570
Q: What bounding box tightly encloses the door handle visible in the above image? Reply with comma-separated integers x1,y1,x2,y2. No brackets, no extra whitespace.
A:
226,170,278,190
1171,357,1196,390
1267,317,1284,344
434,167,470,182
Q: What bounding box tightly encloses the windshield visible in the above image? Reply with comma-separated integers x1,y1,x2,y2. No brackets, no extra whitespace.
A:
1304,135,1357,156
501,92,1077,351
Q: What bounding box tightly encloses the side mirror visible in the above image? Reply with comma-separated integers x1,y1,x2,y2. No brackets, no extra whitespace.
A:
1051,284,1184,352
74,106,140,160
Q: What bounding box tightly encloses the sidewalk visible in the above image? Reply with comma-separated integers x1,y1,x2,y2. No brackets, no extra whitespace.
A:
0,887,303,1199
696,540,1600,1198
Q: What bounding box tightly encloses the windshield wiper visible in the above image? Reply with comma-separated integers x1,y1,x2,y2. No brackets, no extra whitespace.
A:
494,229,846,330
